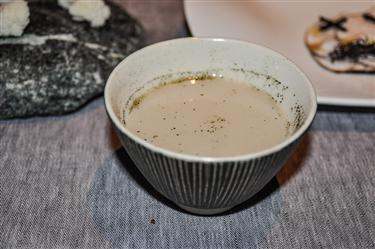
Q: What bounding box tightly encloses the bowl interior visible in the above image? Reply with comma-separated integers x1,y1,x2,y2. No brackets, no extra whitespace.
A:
105,38,316,159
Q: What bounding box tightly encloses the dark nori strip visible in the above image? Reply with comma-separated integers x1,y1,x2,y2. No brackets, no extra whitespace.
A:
328,39,375,63
363,13,375,24
319,16,347,32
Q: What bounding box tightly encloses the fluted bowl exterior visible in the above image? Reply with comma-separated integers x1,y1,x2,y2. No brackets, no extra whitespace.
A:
104,38,317,214
114,126,299,212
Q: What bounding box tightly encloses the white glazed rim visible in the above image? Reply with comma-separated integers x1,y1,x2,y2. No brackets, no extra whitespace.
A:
104,37,317,163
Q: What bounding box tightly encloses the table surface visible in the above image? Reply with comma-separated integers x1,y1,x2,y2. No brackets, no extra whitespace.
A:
1,1,375,249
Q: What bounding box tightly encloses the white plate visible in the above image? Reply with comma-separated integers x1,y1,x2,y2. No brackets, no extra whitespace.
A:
184,0,375,107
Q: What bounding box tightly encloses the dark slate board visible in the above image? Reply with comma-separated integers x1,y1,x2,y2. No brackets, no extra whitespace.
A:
0,0,143,119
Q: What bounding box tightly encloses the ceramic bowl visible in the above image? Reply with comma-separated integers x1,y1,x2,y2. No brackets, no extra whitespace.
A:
104,38,317,215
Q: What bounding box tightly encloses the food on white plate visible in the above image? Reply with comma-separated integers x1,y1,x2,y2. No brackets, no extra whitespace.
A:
0,0,30,37
305,8,375,73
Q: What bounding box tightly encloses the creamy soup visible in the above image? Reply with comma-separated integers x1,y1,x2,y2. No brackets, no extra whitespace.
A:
124,78,289,157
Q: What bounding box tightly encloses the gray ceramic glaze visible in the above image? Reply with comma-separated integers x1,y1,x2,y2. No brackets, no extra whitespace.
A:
105,38,317,215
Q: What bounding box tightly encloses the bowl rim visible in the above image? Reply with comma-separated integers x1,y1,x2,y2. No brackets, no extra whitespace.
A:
104,37,317,163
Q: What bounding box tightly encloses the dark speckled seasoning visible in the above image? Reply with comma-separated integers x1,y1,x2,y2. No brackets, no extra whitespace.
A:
0,0,142,119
